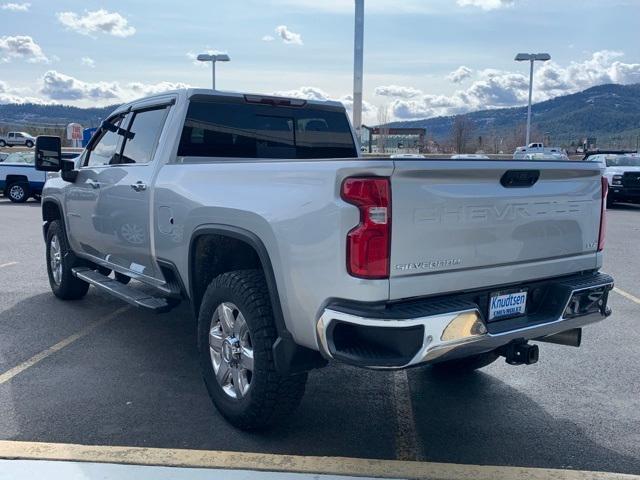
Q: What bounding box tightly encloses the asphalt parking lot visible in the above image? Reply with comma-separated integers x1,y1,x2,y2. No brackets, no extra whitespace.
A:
0,198,639,475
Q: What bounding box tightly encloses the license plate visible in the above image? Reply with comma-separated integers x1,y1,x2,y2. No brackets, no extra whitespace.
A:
489,290,527,321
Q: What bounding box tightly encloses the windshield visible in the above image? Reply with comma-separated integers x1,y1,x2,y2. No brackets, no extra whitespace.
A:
606,155,640,167
178,100,357,159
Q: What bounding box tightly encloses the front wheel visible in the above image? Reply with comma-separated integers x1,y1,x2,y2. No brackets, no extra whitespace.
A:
198,270,307,430
46,220,89,300
25,140,34,148
7,182,29,203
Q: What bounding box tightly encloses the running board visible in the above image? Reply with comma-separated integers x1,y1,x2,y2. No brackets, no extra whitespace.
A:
72,267,171,312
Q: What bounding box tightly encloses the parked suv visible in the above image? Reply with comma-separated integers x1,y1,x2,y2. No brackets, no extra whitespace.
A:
35,89,614,429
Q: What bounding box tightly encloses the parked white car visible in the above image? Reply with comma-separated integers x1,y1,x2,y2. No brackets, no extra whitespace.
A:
0,131,36,148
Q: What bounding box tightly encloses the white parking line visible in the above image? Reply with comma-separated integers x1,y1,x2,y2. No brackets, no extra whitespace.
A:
0,306,129,385
1,440,638,480
613,287,640,305
0,261,18,268
392,370,420,461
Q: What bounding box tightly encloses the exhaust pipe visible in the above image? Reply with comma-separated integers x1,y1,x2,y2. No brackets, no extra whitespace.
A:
536,328,582,348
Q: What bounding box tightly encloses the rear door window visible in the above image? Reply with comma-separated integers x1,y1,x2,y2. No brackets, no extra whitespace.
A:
178,100,356,159
119,107,169,165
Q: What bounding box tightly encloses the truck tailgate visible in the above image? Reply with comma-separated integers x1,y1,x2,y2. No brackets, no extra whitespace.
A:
389,160,603,300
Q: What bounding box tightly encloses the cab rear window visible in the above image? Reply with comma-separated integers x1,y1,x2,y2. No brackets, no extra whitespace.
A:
178,100,357,159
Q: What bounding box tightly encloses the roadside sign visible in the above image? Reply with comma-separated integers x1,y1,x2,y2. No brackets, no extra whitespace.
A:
66,123,83,141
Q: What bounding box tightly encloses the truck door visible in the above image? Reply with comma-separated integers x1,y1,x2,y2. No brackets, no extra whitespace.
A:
8,133,15,145
65,114,127,263
93,103,171,281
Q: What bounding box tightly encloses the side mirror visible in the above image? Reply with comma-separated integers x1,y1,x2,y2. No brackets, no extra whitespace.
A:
35,136,62,171
60,159,79,183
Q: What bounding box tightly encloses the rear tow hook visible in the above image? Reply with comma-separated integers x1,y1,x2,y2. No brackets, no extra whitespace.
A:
498,340,539,366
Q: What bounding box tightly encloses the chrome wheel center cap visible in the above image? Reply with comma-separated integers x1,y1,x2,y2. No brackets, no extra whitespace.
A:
222,337,241,365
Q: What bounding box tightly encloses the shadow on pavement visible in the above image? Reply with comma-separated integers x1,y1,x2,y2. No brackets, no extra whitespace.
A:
408,366,639,474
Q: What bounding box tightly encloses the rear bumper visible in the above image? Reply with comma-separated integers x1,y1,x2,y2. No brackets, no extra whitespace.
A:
316,272,614,369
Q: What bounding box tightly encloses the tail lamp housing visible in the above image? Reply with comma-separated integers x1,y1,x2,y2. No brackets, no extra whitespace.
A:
341,177,391,279
598,176,608,252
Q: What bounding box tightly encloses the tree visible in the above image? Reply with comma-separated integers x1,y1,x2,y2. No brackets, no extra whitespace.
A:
450,115,474,153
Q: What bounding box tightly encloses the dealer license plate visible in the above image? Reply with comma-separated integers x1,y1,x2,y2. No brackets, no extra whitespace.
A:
489,290,528,321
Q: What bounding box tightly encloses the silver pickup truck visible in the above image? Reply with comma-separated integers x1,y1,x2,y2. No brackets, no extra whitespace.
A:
35,89,614,430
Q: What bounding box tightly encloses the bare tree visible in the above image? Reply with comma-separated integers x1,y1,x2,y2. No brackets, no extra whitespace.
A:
376,104,390,153
450,115,474,153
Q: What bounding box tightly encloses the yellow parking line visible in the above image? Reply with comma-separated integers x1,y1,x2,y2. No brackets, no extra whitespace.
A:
0,306,129,385
0,262,18,268
0,440,637,480
613,287,640,306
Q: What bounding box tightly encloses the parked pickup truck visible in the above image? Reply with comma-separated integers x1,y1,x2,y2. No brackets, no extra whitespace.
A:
35,89,614,430
0,151,46,202
586,151,640,206
0,131,36,148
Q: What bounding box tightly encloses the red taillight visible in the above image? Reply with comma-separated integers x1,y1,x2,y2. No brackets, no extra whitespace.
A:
598,176,608,251
341,177,391,279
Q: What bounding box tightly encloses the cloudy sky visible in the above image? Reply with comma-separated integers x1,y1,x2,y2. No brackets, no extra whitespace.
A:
1,0,639,123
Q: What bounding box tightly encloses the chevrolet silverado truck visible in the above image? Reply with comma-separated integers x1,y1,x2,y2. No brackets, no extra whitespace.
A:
35,89,614,430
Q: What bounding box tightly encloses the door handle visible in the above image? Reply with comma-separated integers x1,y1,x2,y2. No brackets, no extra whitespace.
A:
131,181,147,192
87,179,101,189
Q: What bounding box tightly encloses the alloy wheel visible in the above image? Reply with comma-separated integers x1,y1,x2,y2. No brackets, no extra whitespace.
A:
209,302,254,399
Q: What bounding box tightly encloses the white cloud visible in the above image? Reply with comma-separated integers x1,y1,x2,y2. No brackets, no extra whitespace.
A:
40,70,189,103
389,50,640,120
57,9,135,38
275,25,303,45
374,85,422,99
447,66,473,83
456,0,515,11
0,80,49,104
1,2,30,11
262,35,274,42
272,86,377,123
81,56,95,68
0,35,47,63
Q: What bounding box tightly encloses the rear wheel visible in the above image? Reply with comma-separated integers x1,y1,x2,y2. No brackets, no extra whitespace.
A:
431,351,499,373
198,269,307,430
46,220,89,300
7,182,29,203
0,140,5,147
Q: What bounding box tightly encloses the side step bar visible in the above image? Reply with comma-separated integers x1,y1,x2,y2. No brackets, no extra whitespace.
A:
72,267,172,312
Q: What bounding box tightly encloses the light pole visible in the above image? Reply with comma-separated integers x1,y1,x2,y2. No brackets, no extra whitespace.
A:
353,0,364,142
197,53,230,90
515,52,550,145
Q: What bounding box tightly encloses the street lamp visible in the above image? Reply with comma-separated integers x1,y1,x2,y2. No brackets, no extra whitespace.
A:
197,53,230,90
515,52,550,145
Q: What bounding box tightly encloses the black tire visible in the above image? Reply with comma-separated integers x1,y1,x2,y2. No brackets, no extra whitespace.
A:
7,181,29,203
198,269,307,430
0,140,5,147
431,351,499,373
115,272,131,285
25,140,34,148
46,220,89,300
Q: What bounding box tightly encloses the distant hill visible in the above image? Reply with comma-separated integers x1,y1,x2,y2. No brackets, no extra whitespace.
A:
388,83,640,148
0,103,118,128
